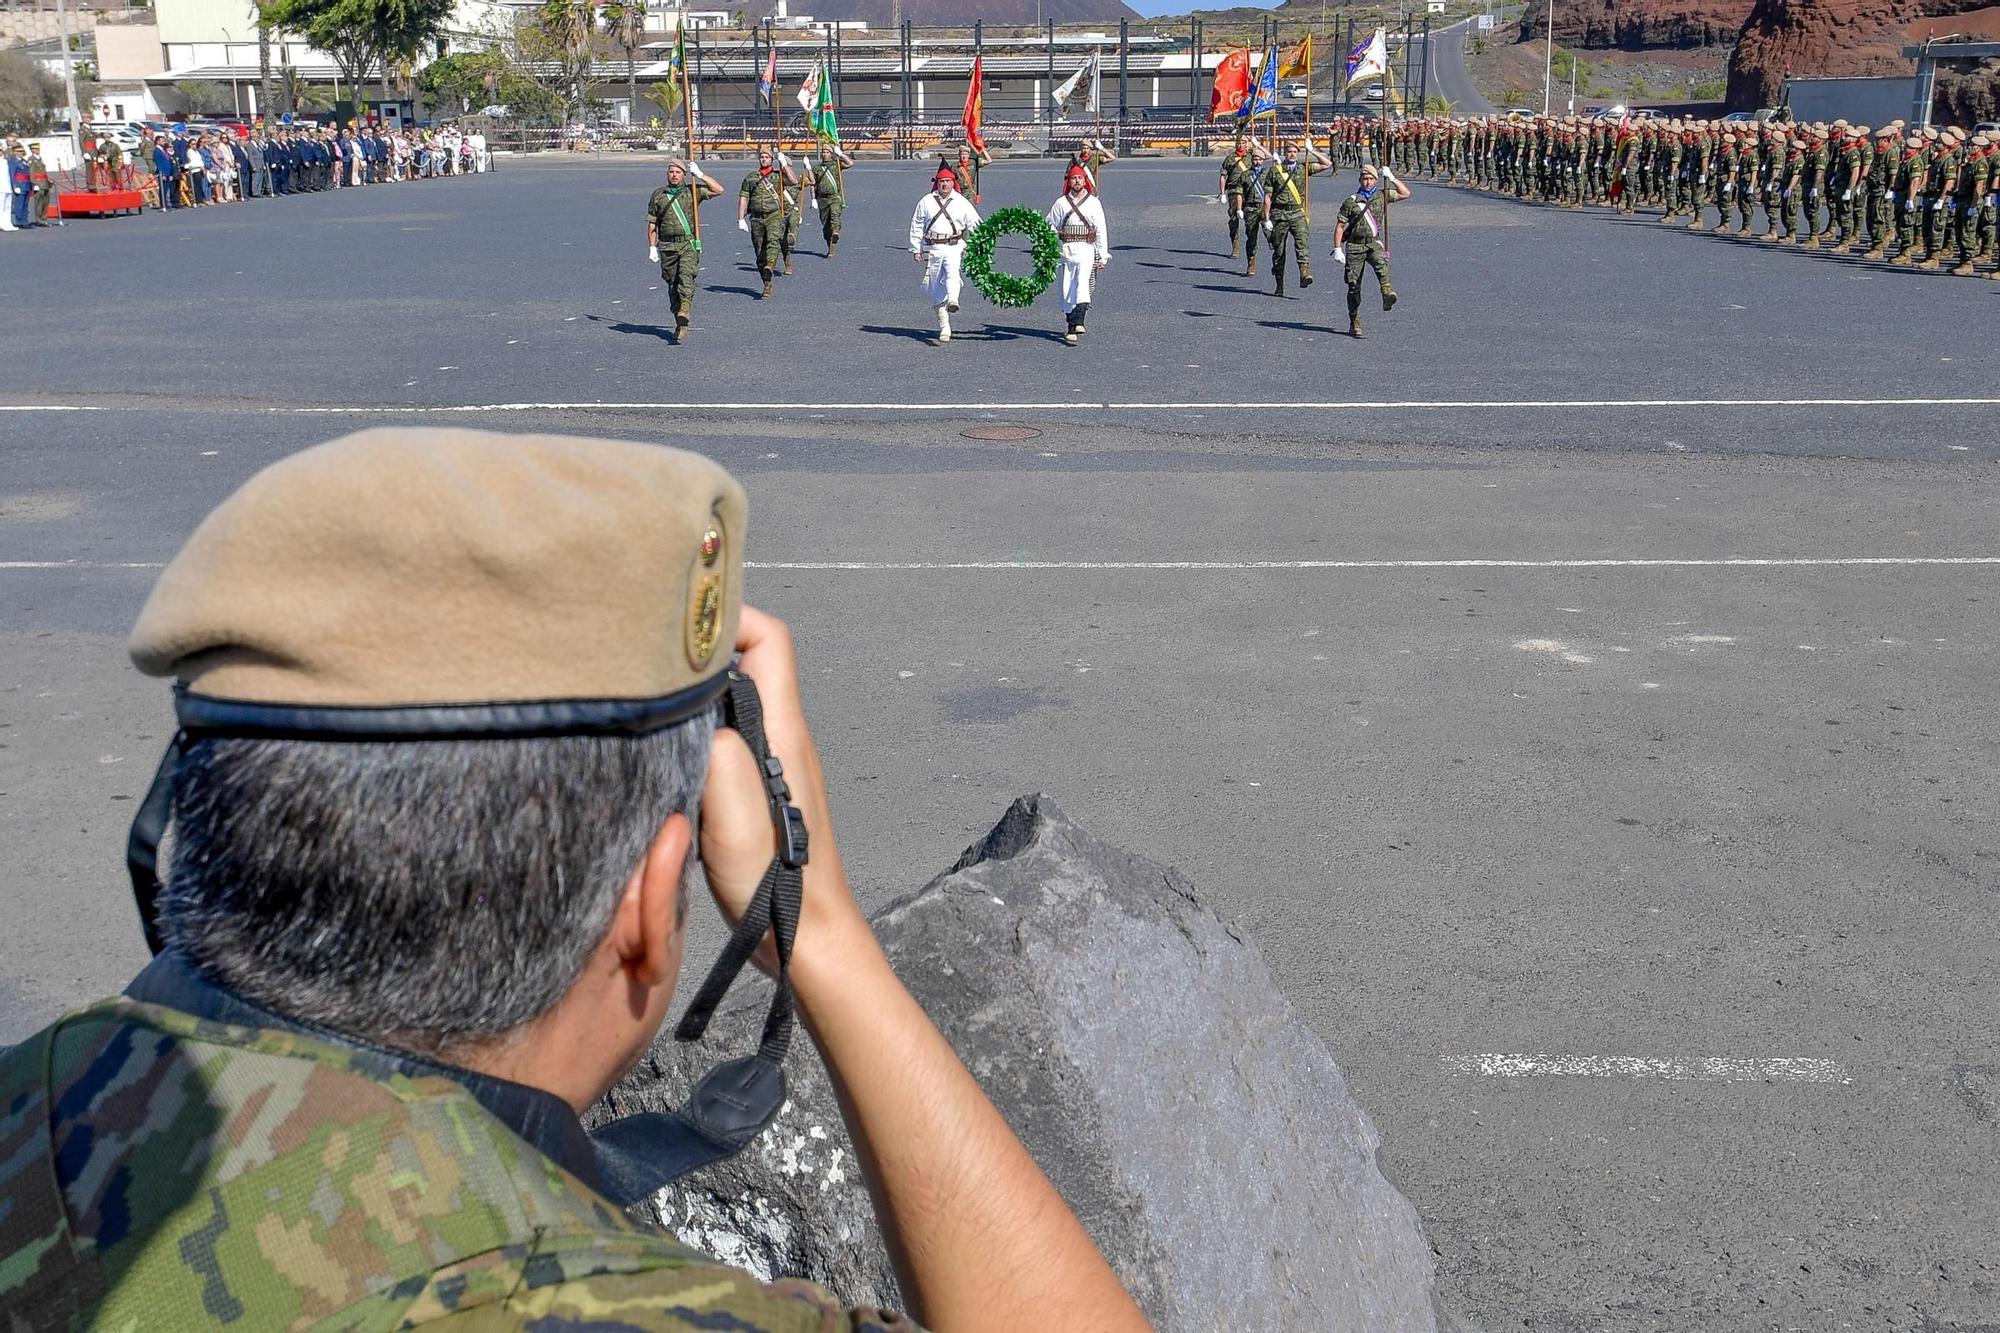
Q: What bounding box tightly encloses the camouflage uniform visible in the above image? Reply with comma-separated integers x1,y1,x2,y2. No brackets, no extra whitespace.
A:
739,166,789,294
1259,154,1320,295
0,968,923,1332
1220,145,1261,267
648,175,719,338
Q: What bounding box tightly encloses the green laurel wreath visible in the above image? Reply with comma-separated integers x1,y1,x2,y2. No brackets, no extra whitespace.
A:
964,207,1062,309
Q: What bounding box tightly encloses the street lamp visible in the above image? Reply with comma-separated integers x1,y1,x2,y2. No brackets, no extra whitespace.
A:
220,25,244,117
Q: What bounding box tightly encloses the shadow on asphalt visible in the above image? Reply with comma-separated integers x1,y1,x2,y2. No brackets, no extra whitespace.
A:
585,313,677,341
1256,319,1345,336
705,284,763,299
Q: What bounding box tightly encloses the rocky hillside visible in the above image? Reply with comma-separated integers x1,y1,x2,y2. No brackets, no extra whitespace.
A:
1726,0,2000,111
1518,0,1751,51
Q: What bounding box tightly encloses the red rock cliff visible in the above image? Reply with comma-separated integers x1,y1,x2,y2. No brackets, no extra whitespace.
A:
1519,0,1752,51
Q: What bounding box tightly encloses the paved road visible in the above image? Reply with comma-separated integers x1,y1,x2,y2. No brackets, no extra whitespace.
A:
1430,18,1498,116
3,158,1996,1332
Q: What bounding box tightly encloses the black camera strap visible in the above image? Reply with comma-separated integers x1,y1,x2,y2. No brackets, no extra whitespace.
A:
122,666,808,1207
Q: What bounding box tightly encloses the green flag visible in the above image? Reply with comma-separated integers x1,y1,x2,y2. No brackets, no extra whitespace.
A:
809,57,838,144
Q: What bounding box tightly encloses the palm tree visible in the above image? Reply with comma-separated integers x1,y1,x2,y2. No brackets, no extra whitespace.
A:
536,0,598,127
601,0,648,123
254,1,275,125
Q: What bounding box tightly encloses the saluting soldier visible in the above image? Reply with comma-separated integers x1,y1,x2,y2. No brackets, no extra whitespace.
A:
1259,137,1331,298
737,148,798,298
1066,137,1117,195
942,139,991,203
646,159,723,345
909,164,983,344
808,140,854,256
1332,162,1409,339
1047,163,1110,345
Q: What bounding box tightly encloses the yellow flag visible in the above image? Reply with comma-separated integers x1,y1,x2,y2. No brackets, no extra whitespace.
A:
1278,35,1312,80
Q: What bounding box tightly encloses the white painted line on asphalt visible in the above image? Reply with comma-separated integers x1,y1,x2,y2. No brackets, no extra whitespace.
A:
1445,1054,1853,1084
7,397,2000,415
5,557,1999,573
739,558,2000,571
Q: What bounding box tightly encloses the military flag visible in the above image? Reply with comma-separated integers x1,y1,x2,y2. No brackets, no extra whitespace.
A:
757,47,778,105
1278,35,1312,81
1052,50,1099,120
962,55,986,150
1346,28,1388,84
1241,44,1279,119
796,58,821,113
804,57,839,143
1209,48,1252,121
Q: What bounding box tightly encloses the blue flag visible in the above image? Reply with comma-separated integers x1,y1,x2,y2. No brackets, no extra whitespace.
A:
1240,44,1279,119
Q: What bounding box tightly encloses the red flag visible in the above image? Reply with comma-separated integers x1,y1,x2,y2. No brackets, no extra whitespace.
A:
962,55,986,151
1209,49,1253,122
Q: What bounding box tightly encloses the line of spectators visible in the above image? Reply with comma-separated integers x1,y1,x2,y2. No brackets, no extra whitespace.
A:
137,124,490,210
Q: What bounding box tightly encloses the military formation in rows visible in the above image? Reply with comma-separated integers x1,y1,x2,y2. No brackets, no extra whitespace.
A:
1315,113,1998,278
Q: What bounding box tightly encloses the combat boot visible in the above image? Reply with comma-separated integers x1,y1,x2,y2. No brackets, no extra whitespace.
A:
1862,242,1885,259
1245,256,1258,276
1760,228,1778,242
1348,311,1365,339
1916,254,1940,271
1273,273,1285,297
1381,286,1398,312
1889,249,1913,266
1951,260,1978,276
1300,268,1313,289
1687,217,1707,230
783,257,794,275
1230,238,1240,258
760,273,774,297
674,319,690,345
828,239,838,257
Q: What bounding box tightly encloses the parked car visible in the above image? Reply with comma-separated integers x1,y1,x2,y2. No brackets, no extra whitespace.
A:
1283,83,1309,99
1366,85,1385,101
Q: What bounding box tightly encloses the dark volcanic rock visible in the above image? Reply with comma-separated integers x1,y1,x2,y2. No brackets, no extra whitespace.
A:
595,795,1463,1332
1519,0,1752,52
1726,0,2000,112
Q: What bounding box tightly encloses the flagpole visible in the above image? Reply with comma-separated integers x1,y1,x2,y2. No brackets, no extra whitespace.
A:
1303,36,1313,214
681,24,700,249
1379,62,1392,254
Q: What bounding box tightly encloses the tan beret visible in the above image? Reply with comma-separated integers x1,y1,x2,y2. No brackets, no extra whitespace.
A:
131,428,746,711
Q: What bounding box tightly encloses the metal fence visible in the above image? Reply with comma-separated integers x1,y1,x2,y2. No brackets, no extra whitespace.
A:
489,105,1396,160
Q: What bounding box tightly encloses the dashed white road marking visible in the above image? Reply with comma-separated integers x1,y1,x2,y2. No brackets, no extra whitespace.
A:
1445,1054,1853,1084
4,557,1998,573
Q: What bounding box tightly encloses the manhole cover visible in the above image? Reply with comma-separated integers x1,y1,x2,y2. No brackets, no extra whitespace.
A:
961,425,1044,442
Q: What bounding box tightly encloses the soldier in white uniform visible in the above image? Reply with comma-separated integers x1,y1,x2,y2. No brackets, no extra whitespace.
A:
909,165,983,344
1046,165,1109,344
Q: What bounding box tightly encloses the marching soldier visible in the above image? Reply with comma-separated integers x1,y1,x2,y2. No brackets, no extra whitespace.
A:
1066,138,1117,195
1219,133,1269,268
942,139,991,203
1047,164,1110,345
909,164,982,344
1259,138,1331,298
1332,162,1409,339
646,159,723,345
808,140,853,256
736,147,798,298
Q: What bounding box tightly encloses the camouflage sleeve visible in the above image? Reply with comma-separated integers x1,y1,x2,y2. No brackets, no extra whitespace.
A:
396,1242,930,1332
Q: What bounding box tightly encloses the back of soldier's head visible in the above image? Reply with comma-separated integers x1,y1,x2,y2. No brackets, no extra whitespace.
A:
130,429,743,1054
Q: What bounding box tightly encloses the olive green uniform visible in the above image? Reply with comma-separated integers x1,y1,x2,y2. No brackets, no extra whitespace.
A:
739,167,790,285
1336,189,1395,332
1220,150,1260,265
1259,157,1320,293
648,177,719,334
811,156,845,251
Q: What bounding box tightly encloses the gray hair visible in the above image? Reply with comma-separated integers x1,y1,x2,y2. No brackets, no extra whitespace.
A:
160,713,717,1053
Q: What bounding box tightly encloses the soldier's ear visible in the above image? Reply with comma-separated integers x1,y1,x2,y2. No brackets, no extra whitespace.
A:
618,812,695,986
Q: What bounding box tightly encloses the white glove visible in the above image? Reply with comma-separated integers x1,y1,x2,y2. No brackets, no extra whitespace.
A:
738,216,750,231
1930,199,1942,211
1235,208,1244,219
1841,189,1851,201
648,244,658,263
1262,220,1273,236
1333,244,1347,264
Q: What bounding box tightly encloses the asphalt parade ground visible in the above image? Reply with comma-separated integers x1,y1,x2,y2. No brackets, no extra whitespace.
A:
3,156,1996,1332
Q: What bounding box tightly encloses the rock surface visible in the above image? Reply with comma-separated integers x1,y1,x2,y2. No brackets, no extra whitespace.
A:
1519,0,1752,52
1726,0,2000,111
595,795,1465,1333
